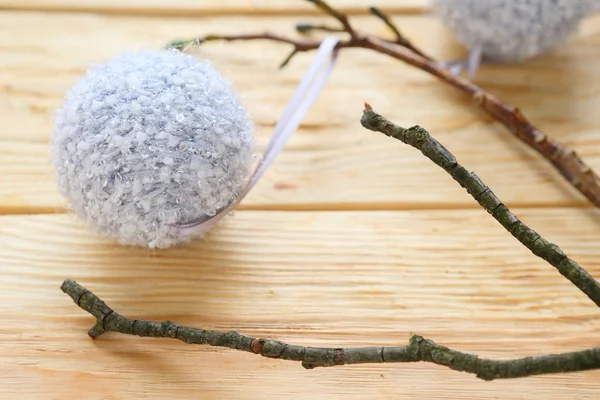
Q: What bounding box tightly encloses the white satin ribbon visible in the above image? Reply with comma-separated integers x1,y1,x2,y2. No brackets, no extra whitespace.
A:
176,36,340,234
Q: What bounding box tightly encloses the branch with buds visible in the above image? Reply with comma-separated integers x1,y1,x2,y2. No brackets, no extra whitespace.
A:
169,0,600,210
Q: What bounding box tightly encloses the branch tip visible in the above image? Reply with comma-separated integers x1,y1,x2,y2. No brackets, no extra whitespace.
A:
369,6,399,38
279,49,298,68
305,0,355,37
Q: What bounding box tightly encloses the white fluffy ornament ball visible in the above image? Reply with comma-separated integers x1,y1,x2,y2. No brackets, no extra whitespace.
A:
51,49,255,249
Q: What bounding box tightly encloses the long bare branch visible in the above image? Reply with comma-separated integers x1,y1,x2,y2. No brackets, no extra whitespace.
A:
61,279,600,381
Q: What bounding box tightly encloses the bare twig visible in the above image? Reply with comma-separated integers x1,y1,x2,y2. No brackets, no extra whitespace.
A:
294,6,431,60
360,102,600,308
167,32,323,68
368,6,432,60
167,0,600,210
307,0,357,39
61,279,600,380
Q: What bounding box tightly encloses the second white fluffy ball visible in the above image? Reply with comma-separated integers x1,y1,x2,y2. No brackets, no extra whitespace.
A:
432,0,598,63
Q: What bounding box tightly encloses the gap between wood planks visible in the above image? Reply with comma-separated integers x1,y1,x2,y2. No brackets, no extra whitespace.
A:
1,201,597,217
0,4,429,19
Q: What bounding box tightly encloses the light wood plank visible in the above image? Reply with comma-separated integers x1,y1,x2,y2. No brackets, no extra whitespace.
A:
0,0,429,16
2,12,600,213
1,208,600,399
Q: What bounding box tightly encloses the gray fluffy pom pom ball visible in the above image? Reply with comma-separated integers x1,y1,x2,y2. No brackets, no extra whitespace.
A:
51,49,255,249
432,0,597,63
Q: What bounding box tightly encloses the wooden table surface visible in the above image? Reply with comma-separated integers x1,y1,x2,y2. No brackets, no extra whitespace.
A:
2,1,600,399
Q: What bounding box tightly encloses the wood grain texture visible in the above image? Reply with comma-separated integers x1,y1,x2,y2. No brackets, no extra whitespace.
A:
1,209,600,399
0,0,429,16
3,3,600,398
2,12,600,214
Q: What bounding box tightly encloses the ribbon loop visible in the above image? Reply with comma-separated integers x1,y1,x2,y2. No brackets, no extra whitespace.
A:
176,36,340,233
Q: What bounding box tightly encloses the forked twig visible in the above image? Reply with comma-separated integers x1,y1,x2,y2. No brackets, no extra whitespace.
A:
367,6,433,60
168,0,600,209
61,279,600,380
306,0,357,39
